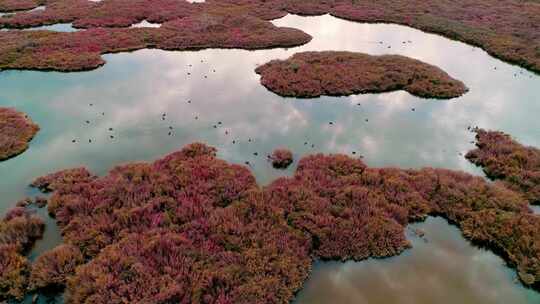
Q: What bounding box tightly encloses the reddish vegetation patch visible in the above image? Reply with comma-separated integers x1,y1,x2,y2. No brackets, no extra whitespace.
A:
0,11,311,71
0,107,39,161
36,143,257,257
30,167,96,193
24,135,540,302
1,207,45,252
255,51,468,99
269,148,293,169
0,208,44,301
466,129,540,204
0,0,40,12
1,0,539,72
0,245,30,301
68,199,311,304
29,244,84,291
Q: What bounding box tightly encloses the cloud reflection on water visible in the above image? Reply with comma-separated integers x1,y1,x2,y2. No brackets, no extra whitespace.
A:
0,14,539,303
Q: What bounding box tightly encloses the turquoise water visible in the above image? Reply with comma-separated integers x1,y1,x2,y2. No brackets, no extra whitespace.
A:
1,14,539,303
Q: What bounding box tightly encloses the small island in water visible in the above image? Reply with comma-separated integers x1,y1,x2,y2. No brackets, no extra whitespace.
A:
0,0,539,303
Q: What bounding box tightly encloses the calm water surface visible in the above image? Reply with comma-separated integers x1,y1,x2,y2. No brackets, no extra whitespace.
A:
1,14,539,303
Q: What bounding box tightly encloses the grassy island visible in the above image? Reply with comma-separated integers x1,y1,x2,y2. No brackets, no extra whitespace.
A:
255,51,468,99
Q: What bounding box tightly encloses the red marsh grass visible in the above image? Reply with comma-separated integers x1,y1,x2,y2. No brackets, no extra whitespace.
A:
269,148,293,169
0,11,311,71
466,128,540,204
255,51,468,99
1,0,539,72
18,131,540,302
0,208,44,301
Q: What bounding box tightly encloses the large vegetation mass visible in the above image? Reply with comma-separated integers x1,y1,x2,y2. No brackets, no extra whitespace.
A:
0,0,539,72
0,129,538,302
0,107,39,161
255,51,468,99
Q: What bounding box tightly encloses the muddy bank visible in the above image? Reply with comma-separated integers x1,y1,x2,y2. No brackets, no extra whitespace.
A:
256,51,468,99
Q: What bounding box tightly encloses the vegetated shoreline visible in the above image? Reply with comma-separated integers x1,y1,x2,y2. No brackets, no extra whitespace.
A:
466,129,540,205
0,208,45,301
0,0,539,73
0,11,312,72
1,128,539,302
255,51,468,99
0,107,39,161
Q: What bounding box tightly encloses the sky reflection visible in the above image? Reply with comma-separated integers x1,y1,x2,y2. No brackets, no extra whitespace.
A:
0,14,539,303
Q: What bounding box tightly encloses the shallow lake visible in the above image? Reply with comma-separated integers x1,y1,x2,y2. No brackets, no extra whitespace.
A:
1,14,539,303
